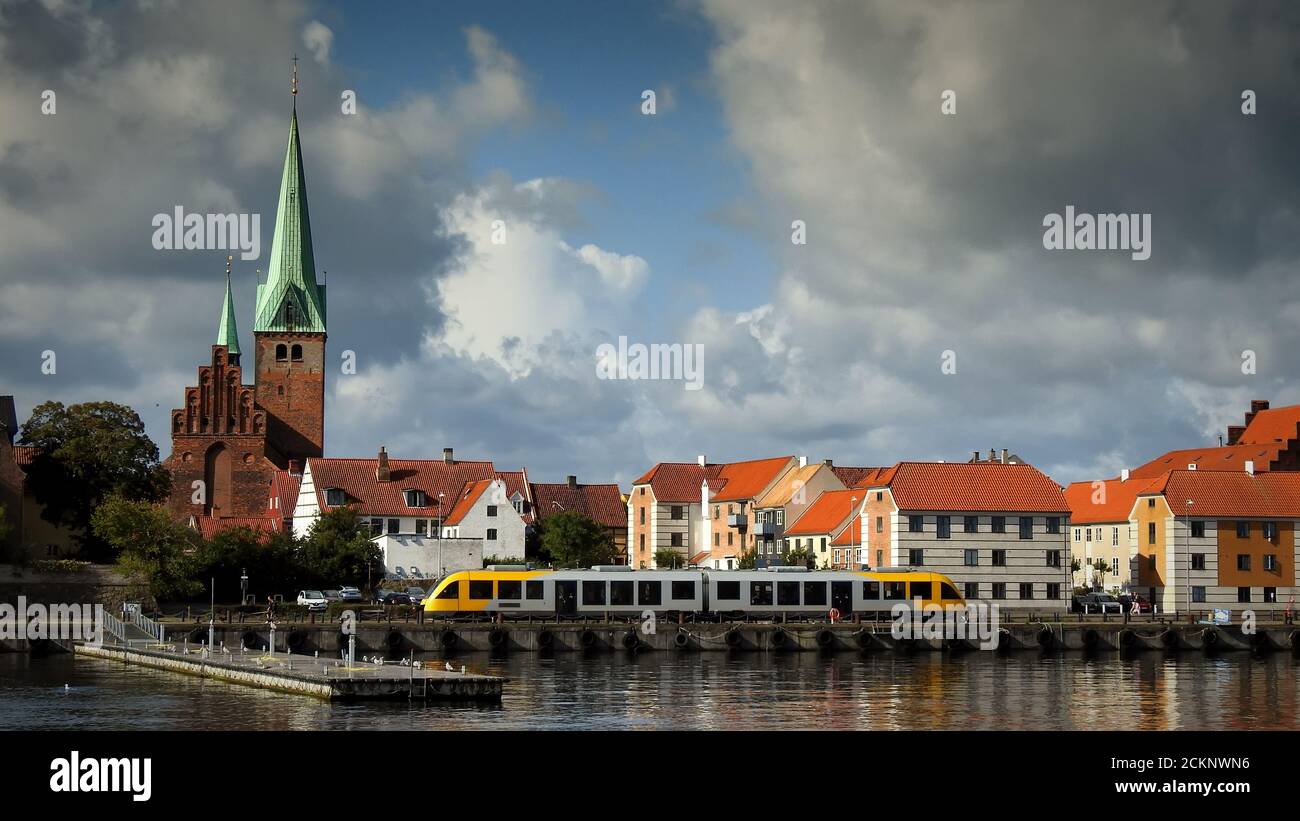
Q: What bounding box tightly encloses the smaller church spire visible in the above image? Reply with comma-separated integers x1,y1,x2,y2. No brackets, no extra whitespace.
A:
216,255,241,363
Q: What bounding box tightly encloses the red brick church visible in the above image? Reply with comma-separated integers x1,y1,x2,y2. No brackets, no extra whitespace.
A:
166,89,323,532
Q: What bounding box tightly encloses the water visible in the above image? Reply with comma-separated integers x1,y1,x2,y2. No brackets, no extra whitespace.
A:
1,651,1297,730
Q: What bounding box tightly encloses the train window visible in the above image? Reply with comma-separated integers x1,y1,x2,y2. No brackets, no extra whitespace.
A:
436,581,459,600
803,582,827,606
671,580,696,600
777,581,800,606
638,581,662,606
498,580,522,600
862,581,880,599
582,581,606,606
716,581,740,601
909,581,932,600
468,580,494,600
525,580,545,600
610,580,634,606
750,582,773,606
941,583,961,601
883,581,906,600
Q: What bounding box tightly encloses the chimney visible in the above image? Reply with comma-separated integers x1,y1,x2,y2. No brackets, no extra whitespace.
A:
798,456,808,468
823,458,833,467
288,459,302,476
1245,460,1255,475
989,448,996,462
972,451,979,463
567,474,577,489
1227,425,1246,445
376,446,391,482
1000,448,1009,464
1251,399,1270,414
443,447,454,465
697,454,706,467
1120,469,1130,482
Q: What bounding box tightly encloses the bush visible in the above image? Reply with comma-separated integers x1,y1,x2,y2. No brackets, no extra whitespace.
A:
29,559,92,575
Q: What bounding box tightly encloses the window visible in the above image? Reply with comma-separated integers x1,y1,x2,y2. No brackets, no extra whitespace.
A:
820,538,827,553
991,583,1006,599
639,508,645,525
1264,554,1278,572
526,581,545,600
803,582,827,606
1237,587,1251,603
716,581,740,601
325,488,345,506
1190,520,1205,538
991,549,1007,567
1019,583,1034,600
671,506,684,520
486,505,498,517
436,581,459,600
713,533,720,547
638,581,662,606
876,550,883,568
1191,553,1205,570
833,549,842,564
513,499,523,514
1192,586,1206,603
883,581,906,600
1263,522,1277,541
1111,557,1120,575
275,343,287,361
1147,499,1155,508
671,580,696,600
1112,527,1119,547
387,518,400,534
468,580,493,600
936,515,951,539
909,581,932,600
486,528,498,541
777,581,800,606
1237,554,1251,571
610,580,634,606
1046,550,1061,568
964,516,979,533
876,516,883,534
1148,523,1156,545
726,532,733,546
908,515,924,533
1018,517,1034,540
713,506,719,519
290,344,303,361
990,516,1006,533
1046,583,1061,600
863,581,881,599
1046,517,1061,534
498,580,521,600
750,582,773,606
1264,587,1277,603
1086,528,1092,543
404,489,427,507
964,582,979,600
581,581,606,606
1236,521,1250,538
369,519,382,537
908,548,924,566
672,532,683,547
415,520,427,536
964,549,978,566
639,487,645,496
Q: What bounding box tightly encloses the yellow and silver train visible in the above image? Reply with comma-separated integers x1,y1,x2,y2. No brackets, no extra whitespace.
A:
423,565,964,618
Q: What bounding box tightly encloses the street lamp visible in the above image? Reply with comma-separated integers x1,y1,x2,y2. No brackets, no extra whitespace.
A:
240,568,248,605
437,492,446,579
1185,499,1194,620
850,496,858,569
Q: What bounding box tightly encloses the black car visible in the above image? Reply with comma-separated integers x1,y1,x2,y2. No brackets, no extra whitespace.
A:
1072,592,1122,614
373,590,412,605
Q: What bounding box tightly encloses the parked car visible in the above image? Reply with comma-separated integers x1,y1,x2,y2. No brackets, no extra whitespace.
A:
1118,594,1153,614
338,586,363,603
322,589,342,602
373,590,412,606
406,586,427,606
296,590,328,612
1073,592,1122,614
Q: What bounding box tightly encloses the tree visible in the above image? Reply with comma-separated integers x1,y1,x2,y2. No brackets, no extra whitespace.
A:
20,401,171,560
781,545,815,569
91,495,201,600
299,507,381,588
737,548,756,569
654,548,684,569
195,526,301,601
540,511,616,568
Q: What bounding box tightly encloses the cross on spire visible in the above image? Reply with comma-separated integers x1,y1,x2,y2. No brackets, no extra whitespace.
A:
291,54,299,99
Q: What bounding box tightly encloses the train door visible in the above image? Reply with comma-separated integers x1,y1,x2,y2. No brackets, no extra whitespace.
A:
556,580,578,616
831,581,853,615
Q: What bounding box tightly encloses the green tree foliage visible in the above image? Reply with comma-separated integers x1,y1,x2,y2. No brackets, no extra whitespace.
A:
193,526,301,602
654,548,684,568
781,545,815,568
737,548,756,569
298,506,381,587
540,510,617,568
20,401,171,560
91,495,201,600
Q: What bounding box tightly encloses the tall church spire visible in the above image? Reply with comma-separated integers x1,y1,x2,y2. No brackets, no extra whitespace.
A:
216,255,241,362
253,62,326,334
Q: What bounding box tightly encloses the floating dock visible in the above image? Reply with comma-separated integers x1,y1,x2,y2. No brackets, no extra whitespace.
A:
74,642,506,701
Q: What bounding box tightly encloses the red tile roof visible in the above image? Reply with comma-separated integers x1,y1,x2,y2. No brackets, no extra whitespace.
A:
785,488,860,536
444,479,493,526
531,482,626,529
831,514,862,546
1238,404,1300,445
632,462,724,503
1129,443,1284,479
1140,470,1300,518
493,470,534,523
710,456,795,502
191,516,281,540
830,466,887,488
868,461,1069,513
1064,476,1164,524
12,445,37,466
270,470,301,518
307,457,498,517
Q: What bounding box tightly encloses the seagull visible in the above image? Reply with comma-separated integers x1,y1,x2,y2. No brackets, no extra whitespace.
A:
444,661,454,672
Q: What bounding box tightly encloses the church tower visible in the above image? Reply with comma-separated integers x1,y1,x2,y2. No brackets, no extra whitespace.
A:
254,62,326,466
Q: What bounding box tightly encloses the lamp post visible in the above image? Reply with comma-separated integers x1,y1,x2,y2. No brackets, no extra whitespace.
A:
240,568,248,606
1185,499,1194,621
437,492,446,579
851,496,858,569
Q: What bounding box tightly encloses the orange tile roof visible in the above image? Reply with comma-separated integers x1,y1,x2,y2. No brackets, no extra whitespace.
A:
830,466,887,488
12,445,37,466
632,462,724,503
785,488,860,535
710,456,795,502
1237,404,1300,445
1140,470,1300,518
191,516,281,540
444,479,493,526
831,514,862,546
1065,476,1164,524
870,461,1069,513
1129,444,1284,479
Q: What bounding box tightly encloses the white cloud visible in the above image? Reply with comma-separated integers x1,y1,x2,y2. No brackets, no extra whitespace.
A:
301,20,333,66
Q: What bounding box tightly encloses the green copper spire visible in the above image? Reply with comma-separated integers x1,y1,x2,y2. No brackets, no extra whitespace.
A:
216,255,241,357
253,103,327,334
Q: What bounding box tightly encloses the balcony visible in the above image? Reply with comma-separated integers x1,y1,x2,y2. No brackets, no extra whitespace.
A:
727,514,748,529
753,521,778,536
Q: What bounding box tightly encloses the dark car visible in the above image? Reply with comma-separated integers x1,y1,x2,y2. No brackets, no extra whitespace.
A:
1073,592,1123,614
1118,594,1153,614
373,590,412,606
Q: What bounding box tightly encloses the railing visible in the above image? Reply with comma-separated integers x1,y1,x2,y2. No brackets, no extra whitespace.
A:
126,607,166,642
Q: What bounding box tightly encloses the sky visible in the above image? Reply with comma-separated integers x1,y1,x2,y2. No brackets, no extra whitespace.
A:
1,0,1299,488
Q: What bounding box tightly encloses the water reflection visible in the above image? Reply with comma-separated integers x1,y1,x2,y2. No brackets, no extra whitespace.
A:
0,651,1296,731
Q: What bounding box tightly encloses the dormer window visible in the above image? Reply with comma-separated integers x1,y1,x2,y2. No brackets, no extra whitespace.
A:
404,489,428,508
324,488,346,507
283,301,299,329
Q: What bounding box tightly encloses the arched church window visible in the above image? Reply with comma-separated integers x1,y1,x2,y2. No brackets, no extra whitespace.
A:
291,344,303,361
275,344,287,361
